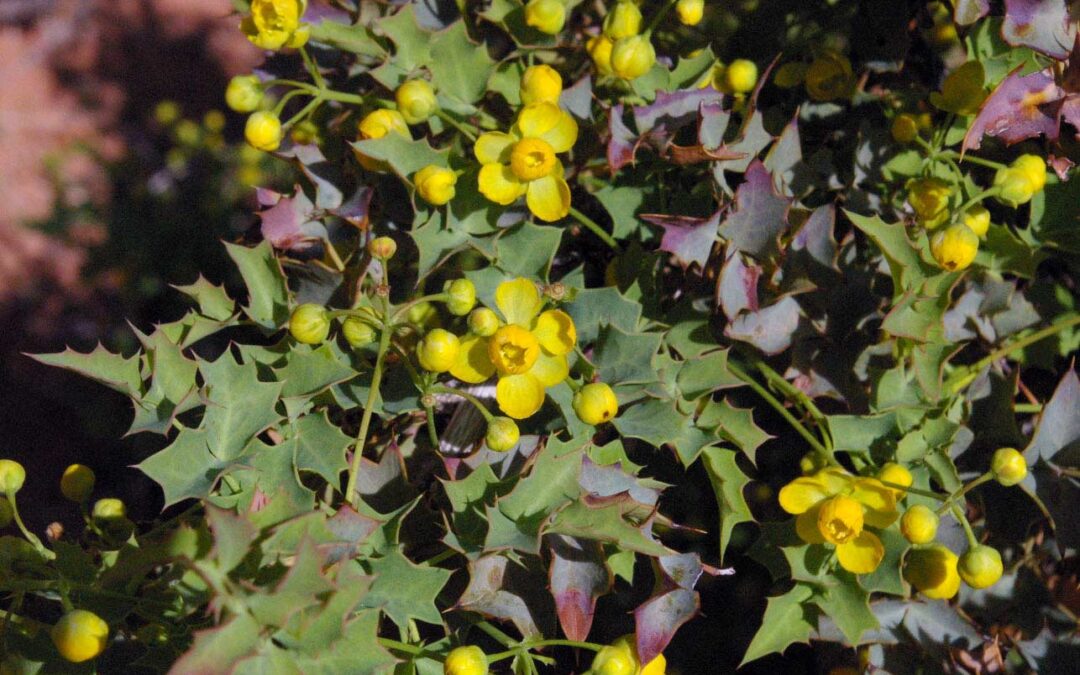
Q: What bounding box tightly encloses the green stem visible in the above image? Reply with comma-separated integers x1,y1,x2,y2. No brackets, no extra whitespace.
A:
936,472,993,516
488,639,605,663
435,109,478,142
284,95,325,129
951,504,980,548
954,186,999,216
948,314,1080,393
377,637,443,660
425,404,439,446
644,0,679,35
746,353,831,447
430,385,494,422
345,297,393,507
953,152,1007,171
475,621,517,647
322,237,346,272
273,88,310,116
727,360,833,461
568,206,619,250
7,493,51,559
391,293,450,322
1014,402,1042,414
422,548,457,566
299,46,326,90
319,88,367,106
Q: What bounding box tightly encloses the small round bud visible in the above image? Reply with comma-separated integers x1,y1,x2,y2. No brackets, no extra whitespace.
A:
46,522,64,542
993,166,1037,208
524,0,566,34
61,464,95,503
0,499,12,528
0,460,26,496
444,645,488,675
414,165,458,205
587,35,615,76
396,80,438,125
153,100,181,126
486,417,520,452
990,447,1027,486
603,2,643,40
520,64,563,106
961,205,991,238
906,177,953,229
799,452,827,474
676,0,705,26
891,113,919,143
930,223,979,272
900,504,939,544
959,544,1004,589
611,35,656,81
225,75,263,113
445,279,477,316
417,329,461,373
368,236,398,260
878,462,913,498
722,59,759,95
408,301,440,329
358,109,410,140
289,304,332,345
468,308,500,337
290,119,319,145
244,111,282,152
904,543,961,599
573,383,619,425
590,637,637,675
1013,154,1047,192
92,498,126,522
52,610,109,663
805,52,855,102
341,317,377,348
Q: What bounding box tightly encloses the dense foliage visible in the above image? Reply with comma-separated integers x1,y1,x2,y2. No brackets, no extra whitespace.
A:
3,0,1080,672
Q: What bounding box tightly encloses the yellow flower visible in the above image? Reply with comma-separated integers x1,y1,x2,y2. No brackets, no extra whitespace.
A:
588,635,666,675
486,417,520,452
958,545,1003,589
904,543,960,599
61,464,95,503
891,113,919,143
906,177,952,229
474,102,578,222
611,35,656,81
418,329,461,373
676,0,705,26
524,0,566,34
573,382,619,425
588,35,615,76
603,2,643,40
289,304,331,344
962,205,991,238
900,504,939,544
414,165,457,205
244,111,283,152
396,80,438,125
930,223,979,271
52,610,109,663
241,0,309,50
521,64,563,106
877,462,912,499
225,75,263,113
722,59,758,95
778,467,898,574
444,645,488,675
449,278,576,419
991,447,1027,486
805,52,855,102
929,61,986,116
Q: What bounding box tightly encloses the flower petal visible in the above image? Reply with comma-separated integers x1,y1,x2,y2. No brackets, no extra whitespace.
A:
529,351,568,387
474,132,516,165
525,174,570,222
851,478,898,528
778,476,829,515
836,531,885,574
450,335,496,384
534,310,576,355
515,102,563,138
478,163,526,206
495,278,542,326
795,506,826,544
496,373,546,419
538,109,578,153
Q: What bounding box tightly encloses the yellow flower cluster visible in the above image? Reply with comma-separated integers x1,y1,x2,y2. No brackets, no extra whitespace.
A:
587,1,657,80
241,0,309,51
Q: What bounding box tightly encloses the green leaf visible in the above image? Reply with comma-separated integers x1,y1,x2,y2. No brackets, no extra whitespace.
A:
498,439,584,522
248,539,335,627
546,496,670,557
613,399,691,449
293,609,398,674
129,328,200,435
565,287,643,345
173,275,235,321
492,222,563,280
170,613,262,673
138,428,225,506
375,6,432,72
273,343,358,400
858,527,906,595
828,413,898,456
32,344,142,397
593,326,663,385
813,572,878,645
594,185,646,239
676,349,743,399
206,506,257,573
429,21,495,104
846,211,934,295
741,584,816,666
200,352,284,461
360,548,452,628
225,240,290,329
285,412,353,485
701,447,754,564
351,134,449,181
698,399,772,466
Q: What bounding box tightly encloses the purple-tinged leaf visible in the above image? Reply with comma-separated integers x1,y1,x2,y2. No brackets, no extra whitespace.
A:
634,588,700,665
763,115,803,195
547,535,611,641
259,187,327,252
1025,369,1080,465
1003,0,1077,59
332,186,374,230
718,250,760,320
607,104,638,172
955,0,990,24
725,296,802,355
167,613,261,674
698,102,731,149
578,457,660,507
791,204,839,270
658,552,704,590
963,67,1065,151
718,160,792,258
561,75,593,119
321,505,384,564
1058,96,1080,140
633,88,723,136
455,554,555,639
643,211,719,269
1048,152,1076,178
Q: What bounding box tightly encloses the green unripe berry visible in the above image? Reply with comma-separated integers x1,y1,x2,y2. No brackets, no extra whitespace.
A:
289,304,332,345
417,329,460,373
485,417,520,452
341,317,377,348
445,279,477,316
395,80,438,125
92,498,126,522
573,382,619,425
958,544,1003,589
444,645,488,675
61,464,95,503
900,504,939,544
990,447,1027,486
0,460,26,496
225,75,263,113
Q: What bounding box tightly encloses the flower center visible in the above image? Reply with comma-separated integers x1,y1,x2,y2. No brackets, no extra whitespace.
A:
817,495,864,545
509,138,557,181
488,325,540,375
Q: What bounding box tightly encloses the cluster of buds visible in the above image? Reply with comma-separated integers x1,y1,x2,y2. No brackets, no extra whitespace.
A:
588,1,656,80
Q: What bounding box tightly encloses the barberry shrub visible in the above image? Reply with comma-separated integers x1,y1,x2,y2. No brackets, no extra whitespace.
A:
4,1,1080,672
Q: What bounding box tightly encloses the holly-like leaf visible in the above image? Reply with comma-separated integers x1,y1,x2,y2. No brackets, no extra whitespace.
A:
225,240,290,330
206,506,258,573
359,547,451,628
129,328,199,435
545,495,669,557
257,187,325,252
168,613,262,674
593,325,663,386
273,343,358,400
724,296,802,356
547,535,611,641
455,554,555,639
963,67,1064,151
634,588,699,665
429,21,495,104
199,352,284,461
701,447,753,564
351,134,449,182
741,584,816,666
813,571,878,645
698,400,772,466
644,212,718,270
718,160,791,259
676,349,743,400
173,275,235,321
32,344,143,397
138,428,226,506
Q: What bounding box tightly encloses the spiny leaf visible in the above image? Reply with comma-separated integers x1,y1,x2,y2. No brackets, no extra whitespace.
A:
741,583,816,666
701,447,754,564
32,344,143,397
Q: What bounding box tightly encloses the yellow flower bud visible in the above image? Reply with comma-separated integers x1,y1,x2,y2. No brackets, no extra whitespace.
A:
408,301,440,329
520,64,563,106
445,279,477,316
61,464,95,503
368,236,398,260
773,62,807,88
904,543,961,599
154,100,181,126
92,498,126,522
604,2,643,40
396,80,438,125
468,308,500,337
962,205,991,238
590,642,636,675
799,452,827,474
722,59,759,95
573,382,619,425
990,447,1027,486
444,645,488,675
524,0,566,34
891,113,919,143
878,462,913,499
417,329,461,373
341,317,377,348
805,52,855,102
611,35,656,81
414,165,457,206
930,223,979,271
906,177,952,229
358,109,410,141
676,0,705,26
486,417,520,452
225,75,263,113
0,460,25,496
290,119,319,145
244,111,283,152
1012,154,1047,192
51,610,109,663
289,304,331,344
993,166,1037,208
958,545,1003,589
588,35,615,76
900,504,939,544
